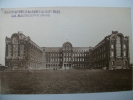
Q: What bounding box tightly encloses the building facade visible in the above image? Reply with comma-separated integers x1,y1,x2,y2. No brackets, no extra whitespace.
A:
5,31,44,70
90,31,130,70
43,44,90,70
5,31,130,70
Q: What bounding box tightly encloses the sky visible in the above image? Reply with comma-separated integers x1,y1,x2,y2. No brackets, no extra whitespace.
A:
0,7,132,65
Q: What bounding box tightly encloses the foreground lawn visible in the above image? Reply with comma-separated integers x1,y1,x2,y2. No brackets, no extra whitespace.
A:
0,69,132,94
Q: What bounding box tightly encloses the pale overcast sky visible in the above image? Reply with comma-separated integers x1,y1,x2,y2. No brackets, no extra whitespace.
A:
0,7,132,65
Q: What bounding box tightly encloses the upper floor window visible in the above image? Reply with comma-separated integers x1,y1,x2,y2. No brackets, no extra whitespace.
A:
8,45,12,51
123,44,126,49
12,37,18,44
66,46,69,50
123,51,126,57
111,51,114,57
111,44,114,49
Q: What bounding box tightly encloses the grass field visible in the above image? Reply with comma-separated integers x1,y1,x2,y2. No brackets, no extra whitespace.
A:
0,69,132,94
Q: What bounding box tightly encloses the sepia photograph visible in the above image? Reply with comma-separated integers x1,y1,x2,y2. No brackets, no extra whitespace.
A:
0,7,132,94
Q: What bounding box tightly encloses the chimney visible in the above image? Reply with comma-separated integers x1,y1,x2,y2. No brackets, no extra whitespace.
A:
112,31,118,34
18,31,23,34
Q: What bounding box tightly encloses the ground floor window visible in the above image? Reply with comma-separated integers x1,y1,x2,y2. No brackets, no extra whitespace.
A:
112,61,114,65
124,61,127,65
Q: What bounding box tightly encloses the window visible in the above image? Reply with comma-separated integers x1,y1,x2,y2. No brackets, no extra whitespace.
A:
111,51,114,57
116,36,121,57
8,45,12,50
123,51,126,57
66,58,68,61
111,44,114,49
63,58,65,61
69,58,71,61
124,61,127,65
112,61,114,65
73,53,75,57
72,58,74,61
13,44,18,57
123,44,126,49
66,46,69,50
7,45,12,57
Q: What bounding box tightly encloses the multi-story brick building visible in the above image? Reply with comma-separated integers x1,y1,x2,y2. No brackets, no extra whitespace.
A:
42,43,90,70
90,31,130,70
5,31,130,70
5,31,44,70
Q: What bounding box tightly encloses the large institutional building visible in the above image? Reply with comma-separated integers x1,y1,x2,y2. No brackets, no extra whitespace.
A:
5,31,130,70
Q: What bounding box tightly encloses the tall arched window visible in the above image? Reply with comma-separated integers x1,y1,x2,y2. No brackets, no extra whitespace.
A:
12,36,18,57
116,36,121,57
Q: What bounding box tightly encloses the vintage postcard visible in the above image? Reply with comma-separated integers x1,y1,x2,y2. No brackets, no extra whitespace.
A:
0,7,132,94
